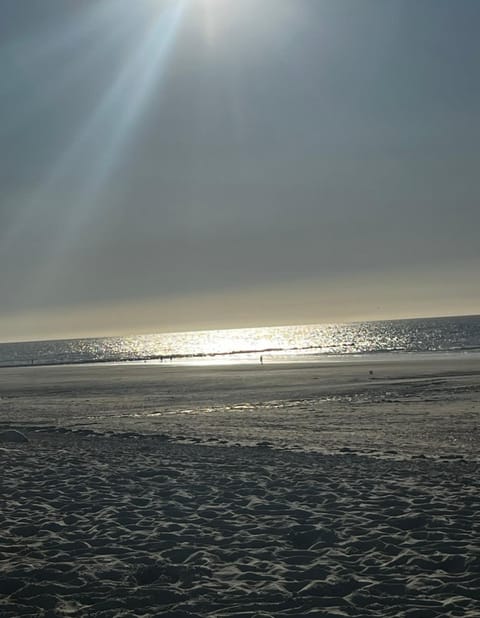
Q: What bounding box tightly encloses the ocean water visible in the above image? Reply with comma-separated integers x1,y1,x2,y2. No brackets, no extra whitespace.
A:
0,314,479,368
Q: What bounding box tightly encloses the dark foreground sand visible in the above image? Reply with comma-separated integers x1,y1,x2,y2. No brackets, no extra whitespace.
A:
1,433,479,617
1,358,480,616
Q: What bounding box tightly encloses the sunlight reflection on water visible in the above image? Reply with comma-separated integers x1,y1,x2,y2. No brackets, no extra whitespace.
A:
0,315,479,367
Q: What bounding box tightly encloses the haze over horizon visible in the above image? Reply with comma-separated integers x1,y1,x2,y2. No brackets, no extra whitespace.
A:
1,0,479,342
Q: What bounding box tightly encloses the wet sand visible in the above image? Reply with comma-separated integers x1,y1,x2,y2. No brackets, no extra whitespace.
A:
1,356,479,457
1,357,479,616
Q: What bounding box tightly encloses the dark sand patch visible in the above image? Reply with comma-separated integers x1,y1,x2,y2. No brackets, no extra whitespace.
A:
1,431,479,617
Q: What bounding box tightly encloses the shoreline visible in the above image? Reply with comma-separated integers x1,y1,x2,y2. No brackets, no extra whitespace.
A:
1,356,479,616
1,347,480,371
1,355,479,460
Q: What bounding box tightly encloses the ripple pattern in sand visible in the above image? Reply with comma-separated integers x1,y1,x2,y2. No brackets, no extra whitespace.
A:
1,434,479,617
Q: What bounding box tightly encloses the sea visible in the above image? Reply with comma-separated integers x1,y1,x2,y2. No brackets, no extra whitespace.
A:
0,314,479,369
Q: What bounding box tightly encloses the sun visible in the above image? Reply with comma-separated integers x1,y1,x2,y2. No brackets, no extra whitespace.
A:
200,0,224,44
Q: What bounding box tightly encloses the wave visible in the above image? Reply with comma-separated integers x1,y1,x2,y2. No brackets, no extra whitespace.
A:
2,343,480,369
1,315,479,368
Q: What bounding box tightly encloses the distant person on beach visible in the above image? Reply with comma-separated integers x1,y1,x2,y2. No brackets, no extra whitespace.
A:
260,355,263,365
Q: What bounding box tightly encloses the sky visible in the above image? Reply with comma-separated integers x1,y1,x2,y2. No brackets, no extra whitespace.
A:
1,0,479,342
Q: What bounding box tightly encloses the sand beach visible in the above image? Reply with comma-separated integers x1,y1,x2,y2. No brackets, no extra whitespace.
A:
1,357,479,617
3,0,480,614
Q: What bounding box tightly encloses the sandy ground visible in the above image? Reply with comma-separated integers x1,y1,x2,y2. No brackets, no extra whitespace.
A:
1,357,480,616
1,356,479,457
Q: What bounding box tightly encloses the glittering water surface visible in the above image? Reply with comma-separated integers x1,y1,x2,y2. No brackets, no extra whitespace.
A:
1,315,480,367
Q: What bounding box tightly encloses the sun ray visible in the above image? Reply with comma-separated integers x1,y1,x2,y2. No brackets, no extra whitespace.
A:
3,0,188,306
44,1,186,197
0,1,141,256
1,12,135,141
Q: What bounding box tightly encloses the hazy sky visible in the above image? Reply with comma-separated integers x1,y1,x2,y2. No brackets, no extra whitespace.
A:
1,0,479,341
